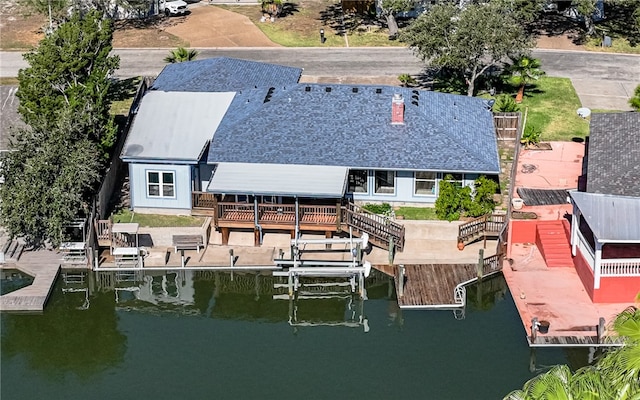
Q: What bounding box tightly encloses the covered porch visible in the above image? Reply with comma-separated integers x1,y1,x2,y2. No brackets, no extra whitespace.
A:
569,191,640,303
191,162,405,251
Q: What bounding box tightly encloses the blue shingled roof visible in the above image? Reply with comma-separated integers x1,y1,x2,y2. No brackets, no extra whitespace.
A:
208,84,500,173
151,57,303,92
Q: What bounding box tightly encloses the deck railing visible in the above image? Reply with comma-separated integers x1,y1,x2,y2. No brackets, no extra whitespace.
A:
600,258,640,277
482,253,504,277
193,193,405,251
458,213,506,244
343,203,405,251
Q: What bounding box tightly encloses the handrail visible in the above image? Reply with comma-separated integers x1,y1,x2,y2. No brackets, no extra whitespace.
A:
458,213,506,244
482,253,504,277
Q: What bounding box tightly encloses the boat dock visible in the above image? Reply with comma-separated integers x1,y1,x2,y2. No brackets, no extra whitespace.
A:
1,249,61,312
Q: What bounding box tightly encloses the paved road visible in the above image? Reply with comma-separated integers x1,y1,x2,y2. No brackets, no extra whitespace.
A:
2,48,638,109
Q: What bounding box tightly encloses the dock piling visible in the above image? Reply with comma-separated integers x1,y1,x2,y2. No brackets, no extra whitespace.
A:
477,248,484,280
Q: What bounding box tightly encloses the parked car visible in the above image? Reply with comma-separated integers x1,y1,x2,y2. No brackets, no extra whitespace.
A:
159,0,188,16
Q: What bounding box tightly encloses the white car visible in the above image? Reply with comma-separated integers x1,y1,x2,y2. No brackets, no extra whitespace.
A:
159,0,188,17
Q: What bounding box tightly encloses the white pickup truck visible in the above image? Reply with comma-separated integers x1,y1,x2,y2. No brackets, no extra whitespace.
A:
159,0,188,16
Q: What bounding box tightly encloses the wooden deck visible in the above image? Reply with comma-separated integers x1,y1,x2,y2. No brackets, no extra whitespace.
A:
529,335,625,348
393,264,477,308
1,249,61,312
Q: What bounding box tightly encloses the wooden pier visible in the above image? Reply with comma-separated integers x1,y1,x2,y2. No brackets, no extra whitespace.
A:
392,263,478,309
1,249,61,312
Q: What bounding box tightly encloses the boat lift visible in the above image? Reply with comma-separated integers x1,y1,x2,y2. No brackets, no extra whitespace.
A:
273,231,371,298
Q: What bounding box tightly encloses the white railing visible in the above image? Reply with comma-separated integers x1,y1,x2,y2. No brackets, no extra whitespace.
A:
576,231,595,272
600,258,640,277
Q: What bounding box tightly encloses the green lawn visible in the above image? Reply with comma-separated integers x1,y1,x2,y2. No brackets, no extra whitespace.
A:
112,209,205,227
519,77,590,142
394,206,438,220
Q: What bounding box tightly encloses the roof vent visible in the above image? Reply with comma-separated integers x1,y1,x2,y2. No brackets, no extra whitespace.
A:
352,87,358,93
325,87,332,93
305,86,311,92
411,100,419,107
376,88,382,94
412,90,419,95
264,87,275,103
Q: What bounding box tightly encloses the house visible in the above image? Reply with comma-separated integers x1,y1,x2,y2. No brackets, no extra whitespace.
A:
568,112,640,302
121,57,500,248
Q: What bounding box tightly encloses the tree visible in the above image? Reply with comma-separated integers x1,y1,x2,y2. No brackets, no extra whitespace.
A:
17,10,119,156
164,47,199,63
400,2,533,96
630,84,640,111
1,11,119,247
379,0,414,39
435,174,465,221
504,56,545,103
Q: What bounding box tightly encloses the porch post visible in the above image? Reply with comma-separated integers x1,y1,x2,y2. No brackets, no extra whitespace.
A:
294,197,300,244
571,205,579,257
594,240,602,289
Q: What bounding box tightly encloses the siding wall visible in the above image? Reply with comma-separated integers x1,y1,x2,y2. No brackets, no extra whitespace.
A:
351,170,478,204
130,163,192,210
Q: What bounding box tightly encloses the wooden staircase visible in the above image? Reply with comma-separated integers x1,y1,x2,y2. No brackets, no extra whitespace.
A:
535,220,574,268
343,203,405,252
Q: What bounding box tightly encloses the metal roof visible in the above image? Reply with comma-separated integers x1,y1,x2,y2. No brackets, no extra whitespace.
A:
121,91,235,163
570,191,640,243
151,57,302,93
207,163,349,198
207,84,500,173
587,112,640,197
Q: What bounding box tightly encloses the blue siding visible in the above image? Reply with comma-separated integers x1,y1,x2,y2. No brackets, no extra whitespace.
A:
130,163,192,210
350,170,479,204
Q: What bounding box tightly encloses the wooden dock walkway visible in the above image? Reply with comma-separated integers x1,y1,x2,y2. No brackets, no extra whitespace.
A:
393,263,478,309
1,249,61,312
529,335,624,348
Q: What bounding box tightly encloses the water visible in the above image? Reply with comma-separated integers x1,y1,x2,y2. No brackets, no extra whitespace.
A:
0,269,34,295
1,271,581,399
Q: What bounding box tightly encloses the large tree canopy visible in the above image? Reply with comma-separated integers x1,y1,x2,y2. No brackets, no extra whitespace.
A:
1,11,119,247
17,10,119,154
400,2,534,96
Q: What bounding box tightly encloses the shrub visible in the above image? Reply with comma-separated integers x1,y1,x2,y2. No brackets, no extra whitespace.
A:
362,203,392,215
462,176,498,217
436,175,499,220
492,94,520,112
435,175,464,221
521,124,541,146
630,84,640,111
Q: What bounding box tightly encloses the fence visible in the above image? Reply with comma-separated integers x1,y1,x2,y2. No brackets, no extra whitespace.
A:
493,112,521,141
96,76,154,219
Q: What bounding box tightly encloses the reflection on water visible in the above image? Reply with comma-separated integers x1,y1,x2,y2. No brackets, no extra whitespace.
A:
0,269,35,295
1,270,589,399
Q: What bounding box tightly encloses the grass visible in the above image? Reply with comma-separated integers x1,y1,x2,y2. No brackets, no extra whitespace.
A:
518,77,590,142
394,206,438,220
584,37,640,54
216,3,400,47
112,209,205,227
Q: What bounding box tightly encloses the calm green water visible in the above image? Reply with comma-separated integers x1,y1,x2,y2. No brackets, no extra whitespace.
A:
1,271,582,399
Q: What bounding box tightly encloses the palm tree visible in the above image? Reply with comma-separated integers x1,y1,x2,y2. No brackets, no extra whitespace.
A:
164,47,199,63
596,306,640,398
504,364,611,399
504,56,545,104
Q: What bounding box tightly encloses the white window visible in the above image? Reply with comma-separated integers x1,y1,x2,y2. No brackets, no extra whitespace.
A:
147,171,175,198
415,171,436,195
374,170,395,195
348,170,368,193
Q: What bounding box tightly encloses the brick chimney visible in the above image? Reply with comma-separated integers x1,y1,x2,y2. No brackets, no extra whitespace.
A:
391,93,405,125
